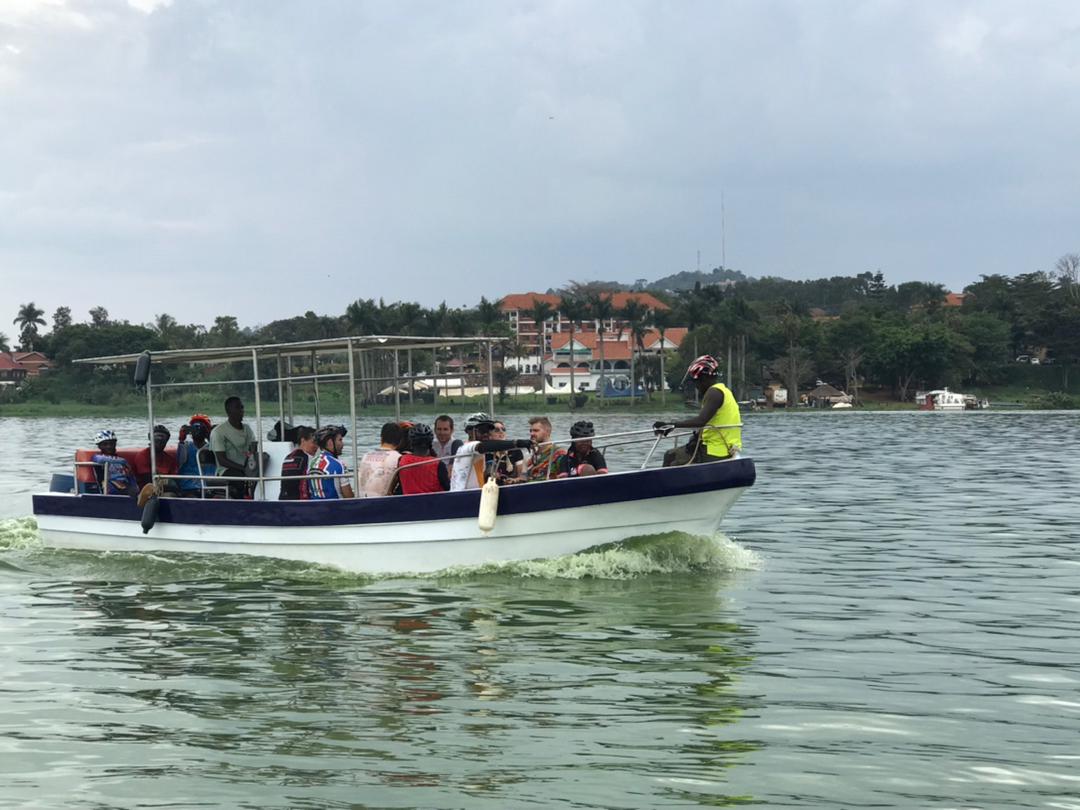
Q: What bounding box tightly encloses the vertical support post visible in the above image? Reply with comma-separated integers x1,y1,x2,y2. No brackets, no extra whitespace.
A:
250,349,265,501
486,341,495,417
276,353,285,437
252,348,266,501
393,348,401,422
286,355,295,425
660,344,667,405
432,348,439,406
347,339,360,496
407,348,414,405
145,364,155,489
311,350,320,428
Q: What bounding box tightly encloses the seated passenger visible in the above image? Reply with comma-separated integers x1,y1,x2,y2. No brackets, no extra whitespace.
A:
279,425,317,500
134,424,180,493
176,414,215,498
463,412,488,443
211,396,258,499
308,425,355,500
555,421,609,478
396,423,450,495
90,429,138,496
433,415,463,465
450,416,533,491
654,355,743,464
358,422,403,498
395,421,415,454
490,420,526,485
525,416,566,482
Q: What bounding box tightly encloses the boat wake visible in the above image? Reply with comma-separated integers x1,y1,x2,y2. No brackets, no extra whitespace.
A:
437,532,761,580
0,517,759,582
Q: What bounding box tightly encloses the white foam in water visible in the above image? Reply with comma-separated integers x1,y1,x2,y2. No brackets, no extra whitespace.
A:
435,532,762,580
0,517,42,550
0,517,760,582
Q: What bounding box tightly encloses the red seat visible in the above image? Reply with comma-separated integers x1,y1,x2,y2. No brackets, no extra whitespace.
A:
73,448,152,493
74,449,99,485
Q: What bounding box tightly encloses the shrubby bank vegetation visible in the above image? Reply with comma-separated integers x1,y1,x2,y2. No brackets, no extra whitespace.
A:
4,257,1080,412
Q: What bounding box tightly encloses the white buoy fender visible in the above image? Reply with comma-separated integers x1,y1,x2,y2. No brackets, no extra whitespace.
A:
478,478,499,533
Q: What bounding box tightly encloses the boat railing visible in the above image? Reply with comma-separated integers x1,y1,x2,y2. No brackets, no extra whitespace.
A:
73,421,743,499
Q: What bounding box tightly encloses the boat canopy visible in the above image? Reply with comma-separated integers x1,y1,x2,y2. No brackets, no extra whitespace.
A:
72,335,497,367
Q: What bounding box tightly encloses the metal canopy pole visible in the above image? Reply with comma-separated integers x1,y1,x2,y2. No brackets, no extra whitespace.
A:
393,348,401,422
146,365,155,489
486,341,495,417
275,354,285,437
252,349,266,500
347,339,360,495
286,355,295,425
311,350,320,428
407,348,414,405
432,347,438,407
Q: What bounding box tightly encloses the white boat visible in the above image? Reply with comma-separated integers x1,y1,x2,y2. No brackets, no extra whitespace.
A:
33,337,755,574
921,388,986,411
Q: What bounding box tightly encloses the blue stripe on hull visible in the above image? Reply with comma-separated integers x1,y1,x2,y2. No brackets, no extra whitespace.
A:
33,458,755,528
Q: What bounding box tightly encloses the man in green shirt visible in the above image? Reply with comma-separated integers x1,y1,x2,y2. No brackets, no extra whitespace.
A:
211,396,258,498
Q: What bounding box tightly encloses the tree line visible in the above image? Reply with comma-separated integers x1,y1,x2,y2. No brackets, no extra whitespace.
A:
5,255,1079,405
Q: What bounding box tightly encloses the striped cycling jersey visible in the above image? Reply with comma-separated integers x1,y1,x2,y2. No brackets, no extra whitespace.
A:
308,450,347,500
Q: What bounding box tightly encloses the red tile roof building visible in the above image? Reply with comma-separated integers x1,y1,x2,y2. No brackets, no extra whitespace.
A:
0,353,29,384
500,291,670,356
12,351,51,377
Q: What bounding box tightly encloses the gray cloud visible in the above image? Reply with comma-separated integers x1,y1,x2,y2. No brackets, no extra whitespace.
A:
2,0,1078,328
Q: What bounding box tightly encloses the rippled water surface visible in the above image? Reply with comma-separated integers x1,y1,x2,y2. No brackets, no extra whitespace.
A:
1,410,1078,808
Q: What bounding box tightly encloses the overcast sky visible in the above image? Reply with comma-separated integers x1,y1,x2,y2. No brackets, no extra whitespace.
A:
2,0,1078,330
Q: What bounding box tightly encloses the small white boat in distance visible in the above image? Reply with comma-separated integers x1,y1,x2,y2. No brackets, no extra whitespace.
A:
920,388,988,411
33,336,755,574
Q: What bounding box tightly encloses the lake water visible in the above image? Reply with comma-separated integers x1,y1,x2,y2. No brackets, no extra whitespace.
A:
1,410,1078,808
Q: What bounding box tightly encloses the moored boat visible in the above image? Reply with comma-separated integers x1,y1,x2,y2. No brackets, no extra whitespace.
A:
919,388,990,411
32,337,755,574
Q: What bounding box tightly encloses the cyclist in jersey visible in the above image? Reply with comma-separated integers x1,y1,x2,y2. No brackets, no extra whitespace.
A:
450,416,533,491
358,422,402,497
396,423,450,495
279,425,317,500
308,425,355,500
90,429,138,496
653,354,742,463
555,421,608,477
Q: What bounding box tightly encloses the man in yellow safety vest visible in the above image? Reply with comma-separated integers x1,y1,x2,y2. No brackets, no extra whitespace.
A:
653,354,742,464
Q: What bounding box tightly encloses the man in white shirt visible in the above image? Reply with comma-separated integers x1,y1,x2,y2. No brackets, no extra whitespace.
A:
433,414,463,465
357,422,403,497
450,416,533,491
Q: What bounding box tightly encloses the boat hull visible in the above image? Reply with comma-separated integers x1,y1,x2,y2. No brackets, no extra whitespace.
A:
33,458,755,574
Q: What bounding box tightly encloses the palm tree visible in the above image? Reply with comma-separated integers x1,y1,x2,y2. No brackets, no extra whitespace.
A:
13,302,46,351
619,298,650,405
425,301,450,336
209,315,240,347
0,332,10,353
559,295,589,406
447,308,476,400
526,298,555,390
652,309,674,403
344,298,383,334
152,313,179,348
585,292,615,402
476,297,505,337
